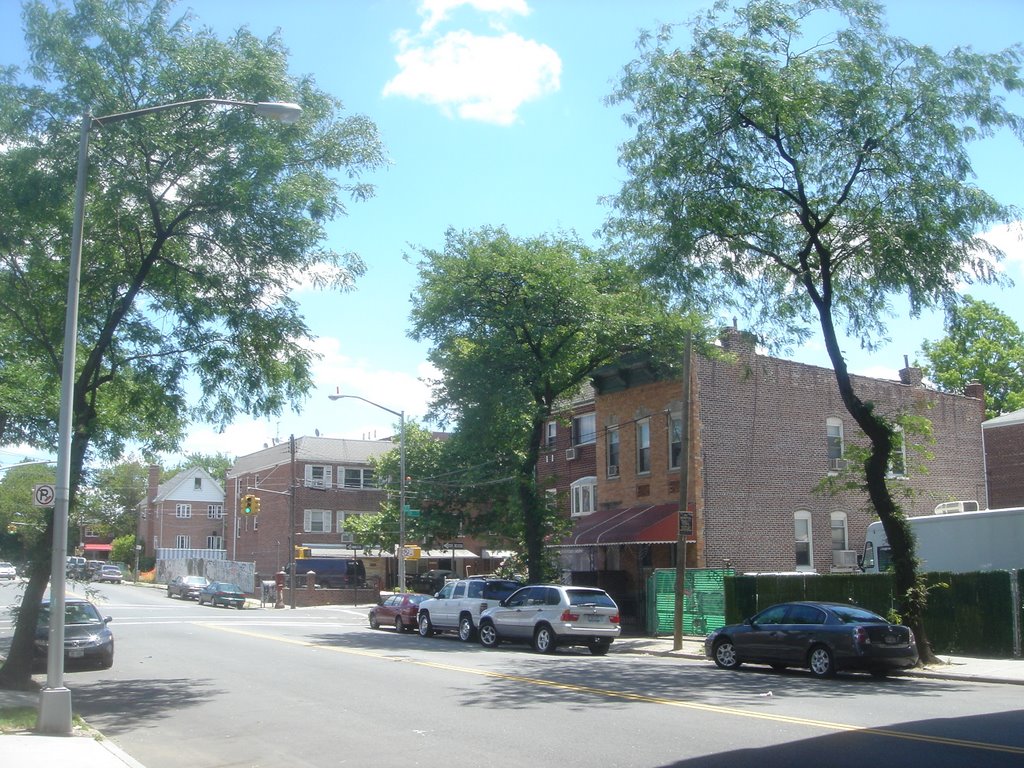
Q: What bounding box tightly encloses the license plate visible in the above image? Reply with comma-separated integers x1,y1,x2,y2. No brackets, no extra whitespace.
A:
584,614,604,623
69,649,85,658
884,635,899,644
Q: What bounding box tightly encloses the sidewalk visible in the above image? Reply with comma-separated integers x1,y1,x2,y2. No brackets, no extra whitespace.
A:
2,635,1022,768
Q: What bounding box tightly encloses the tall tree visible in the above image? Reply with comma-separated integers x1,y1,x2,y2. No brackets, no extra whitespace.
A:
166,452,234,486
409,226,696,582
0,0,385,689
921,295,1024,419
605,0,1023,661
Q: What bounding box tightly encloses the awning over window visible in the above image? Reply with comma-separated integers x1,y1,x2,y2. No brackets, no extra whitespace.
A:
82,543,112,553
557,503,680,547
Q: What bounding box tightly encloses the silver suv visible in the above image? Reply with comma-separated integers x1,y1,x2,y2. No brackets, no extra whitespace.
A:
477,584,621,655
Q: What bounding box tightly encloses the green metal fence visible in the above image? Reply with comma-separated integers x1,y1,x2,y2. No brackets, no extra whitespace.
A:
646,568,733,636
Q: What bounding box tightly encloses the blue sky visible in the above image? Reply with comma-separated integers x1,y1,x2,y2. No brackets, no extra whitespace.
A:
2,0,1023,467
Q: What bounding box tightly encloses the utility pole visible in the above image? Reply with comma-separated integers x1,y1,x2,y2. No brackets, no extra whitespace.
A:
673,331,693,652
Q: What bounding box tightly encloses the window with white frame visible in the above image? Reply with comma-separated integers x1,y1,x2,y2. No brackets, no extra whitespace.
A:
303,509,332,533
83,527,98,538
175,504,192,519
343,467,375,488
830,511,848,552
194,477,202,490
887,426,907,478
305,464,332,488
207,504,223,519
570,477,597,517
572,413,596,445
175,535,191,549
337,511,359,541
794,511,813,571
207,535,224,550
669,413,682,470
826,417,844,470
606,427,620,477
545,420,557,448
637,418,651,473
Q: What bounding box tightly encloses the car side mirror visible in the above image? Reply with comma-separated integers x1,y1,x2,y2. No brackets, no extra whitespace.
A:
103,617,113,625
744,617,754,627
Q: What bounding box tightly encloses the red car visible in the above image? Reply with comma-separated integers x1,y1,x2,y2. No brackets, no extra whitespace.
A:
369,593,431,632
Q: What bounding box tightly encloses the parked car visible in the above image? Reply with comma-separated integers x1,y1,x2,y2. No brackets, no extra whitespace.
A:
197,581,247,609
167,575,211,600
0,561,16,580
369,593,431,632
417,577,523,640
477,584,621,655
34,597,114,670
94,564,123,583
705,601,919,678
65,555,87,579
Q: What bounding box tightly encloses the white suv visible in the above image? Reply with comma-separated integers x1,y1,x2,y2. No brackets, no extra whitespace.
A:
417,578,522,641
477,584,621,655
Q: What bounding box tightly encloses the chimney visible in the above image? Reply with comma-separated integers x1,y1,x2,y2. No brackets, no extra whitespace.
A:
898,355,923,387
964,381,986,415
147,464,161,504
719,319,757,360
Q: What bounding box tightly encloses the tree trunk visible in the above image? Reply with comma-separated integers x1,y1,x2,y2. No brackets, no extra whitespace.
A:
521,417,546,583
0,523,53,690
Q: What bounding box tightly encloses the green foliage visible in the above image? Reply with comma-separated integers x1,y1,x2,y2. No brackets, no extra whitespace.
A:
110,533,139,566
408,226,700,580
920,295,1024,418
166,453,233,485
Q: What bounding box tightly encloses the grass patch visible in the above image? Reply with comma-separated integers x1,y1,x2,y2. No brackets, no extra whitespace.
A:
0,705,37,733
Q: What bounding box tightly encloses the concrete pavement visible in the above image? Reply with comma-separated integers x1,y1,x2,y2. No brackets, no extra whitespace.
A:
2,633,1022,768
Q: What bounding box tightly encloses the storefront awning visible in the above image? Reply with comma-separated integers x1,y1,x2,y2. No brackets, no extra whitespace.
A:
420,549,478,559
82,543,112,553
556,503,680,547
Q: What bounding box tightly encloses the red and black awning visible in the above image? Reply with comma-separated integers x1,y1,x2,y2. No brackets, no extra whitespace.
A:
556,503,681,547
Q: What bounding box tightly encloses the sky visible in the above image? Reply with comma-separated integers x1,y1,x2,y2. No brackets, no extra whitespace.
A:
1,0,1023,470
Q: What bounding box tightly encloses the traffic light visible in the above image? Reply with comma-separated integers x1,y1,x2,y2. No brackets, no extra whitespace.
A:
6,523,15,534
252,495,261,515
241,494,254,515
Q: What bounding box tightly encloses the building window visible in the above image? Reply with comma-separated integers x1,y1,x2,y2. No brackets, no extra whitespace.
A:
175,535,191,549
637,418,651,474
669,413,682,470
207,504,223,519
794,511,813,571
194,477,202,490
571,477,597,517
826,417,844,471
607,427,620,477
305,465,332,488
830,511,848,552
545,421,557,448
343,468,375,488
337,511,358,541
303,509,332,533
175,504,192,519
887,427,907,478
83,527,98,538
207,535,224,549
573,413,596,445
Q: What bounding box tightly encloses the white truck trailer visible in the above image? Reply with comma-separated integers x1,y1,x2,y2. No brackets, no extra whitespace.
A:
861,504,1024,574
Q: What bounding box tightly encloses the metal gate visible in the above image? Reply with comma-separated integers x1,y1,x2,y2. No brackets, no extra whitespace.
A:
645,568,732,636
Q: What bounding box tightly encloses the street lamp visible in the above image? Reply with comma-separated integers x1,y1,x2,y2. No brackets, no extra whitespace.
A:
40,97,301,735
328,391,407,593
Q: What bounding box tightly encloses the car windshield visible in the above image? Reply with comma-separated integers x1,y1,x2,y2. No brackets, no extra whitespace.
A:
482,581,521,600
567,589,616,608
39,602,103,626
828,605,888,624
185,577,207,585
407,594,429,604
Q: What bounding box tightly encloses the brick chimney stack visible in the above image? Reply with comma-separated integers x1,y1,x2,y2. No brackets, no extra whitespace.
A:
147,464,161,504
899,355,923,387
964,381,986,415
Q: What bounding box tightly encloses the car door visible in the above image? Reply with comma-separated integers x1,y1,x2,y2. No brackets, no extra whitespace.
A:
776,604,828,664
489,586,535,639
733,603,790,662
435,581,461,628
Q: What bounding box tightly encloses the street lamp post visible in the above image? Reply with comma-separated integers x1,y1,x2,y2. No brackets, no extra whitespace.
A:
328,392,406,592
39,97,301,735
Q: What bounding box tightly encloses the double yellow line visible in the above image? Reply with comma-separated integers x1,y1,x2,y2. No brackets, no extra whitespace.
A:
208,624,1024,757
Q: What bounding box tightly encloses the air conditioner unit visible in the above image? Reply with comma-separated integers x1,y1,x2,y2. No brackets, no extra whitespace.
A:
607,464,619,477
565,447,577,461
833,549,859,568
339,532,354,543
307,479,325,488
827,458,848,471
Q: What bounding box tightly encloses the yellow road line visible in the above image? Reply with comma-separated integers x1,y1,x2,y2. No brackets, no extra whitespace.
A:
204,624,1024,757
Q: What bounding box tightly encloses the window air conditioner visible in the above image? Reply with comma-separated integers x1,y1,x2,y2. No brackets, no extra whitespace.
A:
565,448,577,461
833,549,859,568
607,464,618,477
339,532,354,543
827,458,848,471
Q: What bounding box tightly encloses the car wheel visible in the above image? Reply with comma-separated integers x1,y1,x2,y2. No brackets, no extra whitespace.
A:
369,613,380,630
533,624,557,654
588,641,611,656
99,651,114,670
395,616,406,633
808,645,836,678
458,615,475,642
167,588,174,598
712,638,741,670
478,620,499,648
418,612,434,637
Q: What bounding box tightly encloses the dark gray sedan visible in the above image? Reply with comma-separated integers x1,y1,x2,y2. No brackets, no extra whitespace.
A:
705,601,918,678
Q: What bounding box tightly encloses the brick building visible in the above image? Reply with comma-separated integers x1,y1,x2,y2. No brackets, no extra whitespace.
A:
137,465,226,558
549,327,988,600
982,408,1024,508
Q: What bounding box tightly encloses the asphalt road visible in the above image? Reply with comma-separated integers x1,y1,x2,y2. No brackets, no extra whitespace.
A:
3,581,1024,767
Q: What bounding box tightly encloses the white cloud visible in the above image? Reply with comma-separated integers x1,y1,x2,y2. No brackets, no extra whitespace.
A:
418,0,530,32
385,4,560,125
980,220,1024,277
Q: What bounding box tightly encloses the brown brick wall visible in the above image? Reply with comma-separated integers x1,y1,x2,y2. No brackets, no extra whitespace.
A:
984,421,1024,507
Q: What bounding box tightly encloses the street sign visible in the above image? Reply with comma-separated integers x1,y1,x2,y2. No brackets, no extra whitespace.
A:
678,511,693,536
33,484,55,508
400,545,421,560
403,504,421,518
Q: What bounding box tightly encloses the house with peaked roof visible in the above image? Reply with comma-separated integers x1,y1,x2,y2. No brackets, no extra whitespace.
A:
982,407,1024,507
136,465,226,559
